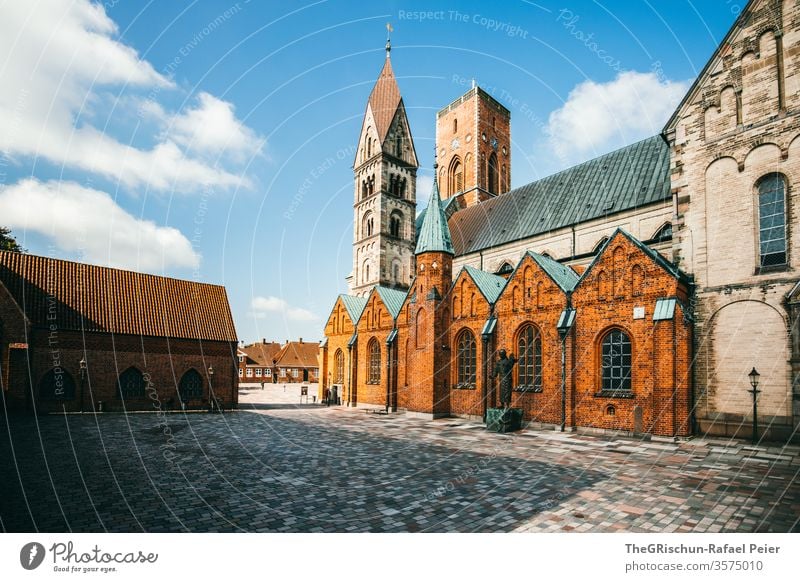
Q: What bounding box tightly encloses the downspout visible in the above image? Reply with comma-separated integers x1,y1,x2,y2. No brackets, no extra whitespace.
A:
560,292,572,432
481,307,492,422
385,327,395,413
346,343,353,406
672,315,678,438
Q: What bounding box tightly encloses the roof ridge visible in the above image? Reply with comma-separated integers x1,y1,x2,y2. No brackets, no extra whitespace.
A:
0,249,225,290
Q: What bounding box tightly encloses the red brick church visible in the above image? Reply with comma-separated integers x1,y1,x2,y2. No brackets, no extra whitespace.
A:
321,0,800,441
0,251,239,413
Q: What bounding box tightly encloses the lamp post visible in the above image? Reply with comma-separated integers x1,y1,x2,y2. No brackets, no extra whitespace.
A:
748,367,760,444
79,357,87,413
208,364,216,411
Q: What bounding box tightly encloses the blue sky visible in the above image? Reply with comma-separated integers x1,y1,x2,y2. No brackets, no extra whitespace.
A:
0,0,741,343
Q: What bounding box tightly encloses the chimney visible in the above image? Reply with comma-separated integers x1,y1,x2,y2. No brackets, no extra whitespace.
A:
262,338,266,344
299,337,303,343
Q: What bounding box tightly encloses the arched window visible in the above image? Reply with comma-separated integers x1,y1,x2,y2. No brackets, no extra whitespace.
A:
415,309,426,349
39,368,76,400
757,174,787,267
395,135,402,157
652,223,672,242
495,262,513,277
179,368,203,400
453,118,458,133
488,152,499,194
390,211,403,237
456,329,477,387
118,367,145,399
364,261,370,284
601,330,632,392
368,338,381,384
517,325,542,390
449,157,463,196
334,349,344,383
593,236,609,254
392,262,401,283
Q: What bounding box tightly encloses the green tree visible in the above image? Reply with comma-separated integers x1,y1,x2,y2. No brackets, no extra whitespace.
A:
0,226,24,252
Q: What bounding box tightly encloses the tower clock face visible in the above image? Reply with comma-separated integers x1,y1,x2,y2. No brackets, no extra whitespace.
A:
490,137,498,151
450,138,460,150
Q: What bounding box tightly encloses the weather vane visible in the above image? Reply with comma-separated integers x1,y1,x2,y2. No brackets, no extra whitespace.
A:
386,22,393,55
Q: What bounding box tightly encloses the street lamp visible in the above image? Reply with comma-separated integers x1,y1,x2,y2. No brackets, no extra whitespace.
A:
208,365,217,412
79,357,87,413
748,367,760,444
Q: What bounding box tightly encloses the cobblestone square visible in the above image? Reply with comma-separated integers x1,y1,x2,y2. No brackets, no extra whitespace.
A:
1,386,798,533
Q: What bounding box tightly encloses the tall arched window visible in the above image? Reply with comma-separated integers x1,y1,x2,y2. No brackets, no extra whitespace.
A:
39,368,76,400
601,329,632,392
449,157,463,196
453,118,458,133
368,338,381,384
334,349,344,383
517,325,542,390
118,367,145,399
415,309,426,349
179,368,203,400
488,152,499,194
757,174,787,267
390,211,403,237
456,329,477,387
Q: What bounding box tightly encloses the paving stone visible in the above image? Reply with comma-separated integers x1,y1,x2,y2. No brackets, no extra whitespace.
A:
0,394,798,532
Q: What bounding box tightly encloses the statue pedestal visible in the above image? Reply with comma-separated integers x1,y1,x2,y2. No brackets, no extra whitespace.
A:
486,407,523,433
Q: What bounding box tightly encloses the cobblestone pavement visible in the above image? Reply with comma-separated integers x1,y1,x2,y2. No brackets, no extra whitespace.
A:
1,387,798,532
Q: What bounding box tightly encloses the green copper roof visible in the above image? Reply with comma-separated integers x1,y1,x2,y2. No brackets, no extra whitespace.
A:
462,265,507,304
449,135,670,255
375,286,408,319
339,294,367,322
527,252,580,292
415,175,454,255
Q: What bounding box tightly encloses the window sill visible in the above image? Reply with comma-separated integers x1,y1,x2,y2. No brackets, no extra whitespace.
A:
594,390,634,399
755,264,789,275
453,383,476,390
514,386,543,393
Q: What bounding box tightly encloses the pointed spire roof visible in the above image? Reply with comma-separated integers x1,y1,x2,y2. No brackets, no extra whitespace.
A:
415,173,454,255
368,53,402,144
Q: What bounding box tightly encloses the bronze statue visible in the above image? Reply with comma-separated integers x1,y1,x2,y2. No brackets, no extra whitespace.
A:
492,349,516,408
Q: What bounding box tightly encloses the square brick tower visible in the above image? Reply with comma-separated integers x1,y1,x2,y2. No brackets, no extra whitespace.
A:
435,84,511,207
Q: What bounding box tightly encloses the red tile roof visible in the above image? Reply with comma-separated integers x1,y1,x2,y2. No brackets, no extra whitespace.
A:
240,342,282,366
0,251,237,342
275,341,319,368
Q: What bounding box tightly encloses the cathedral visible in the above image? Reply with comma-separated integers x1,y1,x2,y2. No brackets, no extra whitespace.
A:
320,0,800,442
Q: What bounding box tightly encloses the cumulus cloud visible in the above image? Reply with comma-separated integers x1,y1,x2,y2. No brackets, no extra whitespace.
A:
250,296,316,321
166,93,264,163
0,0,261,192
0,179,200,271
546,71,689,162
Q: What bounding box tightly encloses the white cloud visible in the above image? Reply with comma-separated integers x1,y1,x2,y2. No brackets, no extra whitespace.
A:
546,71,689,162
167,93,264,163
0,0,261,193
251,296,317,321
0,179,200,271
415,175,435,214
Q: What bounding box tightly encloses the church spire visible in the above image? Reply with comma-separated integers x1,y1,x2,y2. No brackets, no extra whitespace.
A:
415,166,454,255
368,27,401,145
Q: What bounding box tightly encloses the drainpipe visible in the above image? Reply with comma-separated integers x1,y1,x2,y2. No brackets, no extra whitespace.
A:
481,331,489,422
385,328,395,413
672,315,678,438
346,343,353,407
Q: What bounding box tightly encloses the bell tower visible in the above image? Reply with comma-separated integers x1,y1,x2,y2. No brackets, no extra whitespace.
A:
347,37,418,297
435,84,511,207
